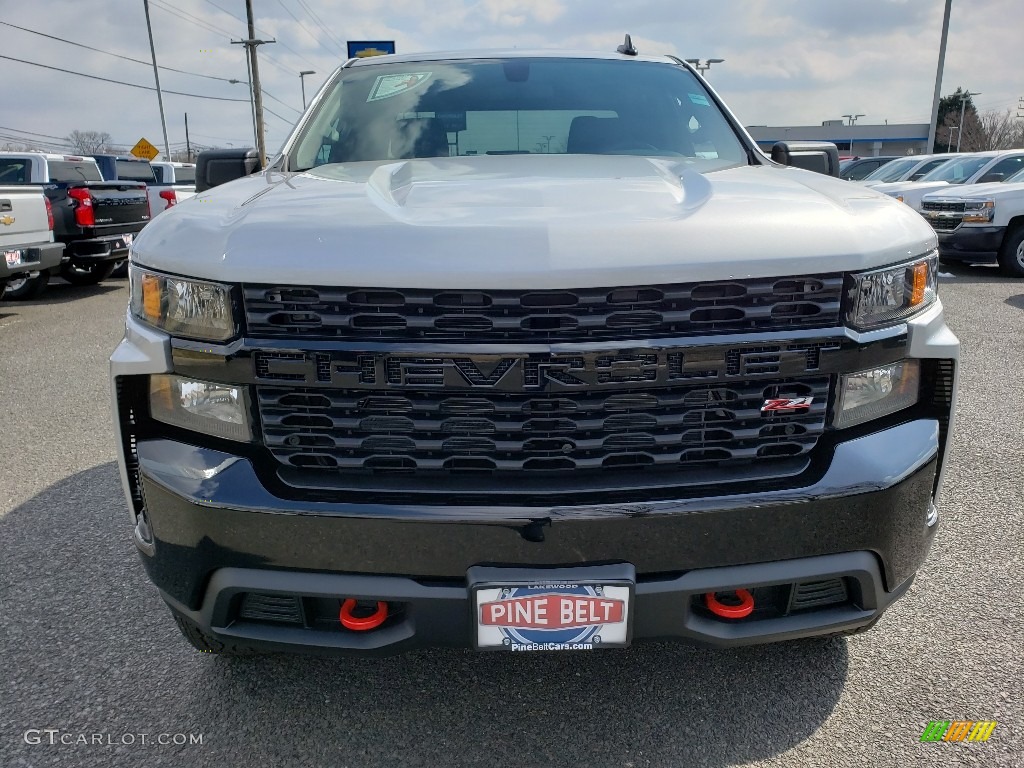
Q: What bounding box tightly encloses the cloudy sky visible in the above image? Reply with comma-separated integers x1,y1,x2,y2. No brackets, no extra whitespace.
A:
1,0,1020,158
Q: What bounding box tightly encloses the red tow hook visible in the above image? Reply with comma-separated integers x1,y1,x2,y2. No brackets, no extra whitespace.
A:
340,599,389,631
704,589,755,620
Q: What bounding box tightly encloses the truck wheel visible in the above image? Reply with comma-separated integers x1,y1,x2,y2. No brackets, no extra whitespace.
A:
60,261,118,286
997,227,1024,278
3,271,49,300
171,610,257,656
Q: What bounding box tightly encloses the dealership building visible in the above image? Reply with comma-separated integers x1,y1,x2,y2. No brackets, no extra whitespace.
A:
745,122,931,157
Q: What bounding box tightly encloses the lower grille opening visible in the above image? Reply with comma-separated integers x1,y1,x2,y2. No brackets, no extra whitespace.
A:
691,578,854,623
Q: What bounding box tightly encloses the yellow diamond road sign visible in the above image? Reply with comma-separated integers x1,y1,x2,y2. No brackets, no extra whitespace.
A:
130,137,159,161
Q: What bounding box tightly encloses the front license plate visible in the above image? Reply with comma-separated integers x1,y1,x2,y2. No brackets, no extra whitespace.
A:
474,580,633,651
4,249,23,267
122,233,134,248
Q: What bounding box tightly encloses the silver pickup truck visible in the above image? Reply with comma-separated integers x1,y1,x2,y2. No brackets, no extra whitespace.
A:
0,186,64,301
112,46,959,657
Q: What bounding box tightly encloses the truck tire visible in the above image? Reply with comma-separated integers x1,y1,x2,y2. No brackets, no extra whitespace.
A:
171,610,257,656
997,226,1024,278
3,271,49,300
60,261,118,286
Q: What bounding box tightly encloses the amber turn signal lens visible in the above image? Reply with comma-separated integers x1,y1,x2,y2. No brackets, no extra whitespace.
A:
910,262,928,306
142,273,162,322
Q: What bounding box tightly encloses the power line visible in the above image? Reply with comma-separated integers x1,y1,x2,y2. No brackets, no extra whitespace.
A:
294,0,348,54
276,0,345,58
0,54,250,102
0,125,74,142
150,0,230,37
203,0,321,72
0,20,243,85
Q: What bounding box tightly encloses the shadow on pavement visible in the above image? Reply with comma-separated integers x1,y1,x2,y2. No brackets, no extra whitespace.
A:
3,280,123,308
1,463,848,768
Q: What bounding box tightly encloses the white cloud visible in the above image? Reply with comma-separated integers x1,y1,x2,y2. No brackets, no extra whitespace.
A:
0,0,1018,154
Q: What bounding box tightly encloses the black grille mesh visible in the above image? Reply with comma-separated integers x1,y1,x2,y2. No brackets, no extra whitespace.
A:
242,276,844,342
257,377,830,478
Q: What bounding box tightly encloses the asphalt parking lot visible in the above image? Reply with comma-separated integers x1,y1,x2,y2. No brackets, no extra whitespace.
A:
1,267,1021,768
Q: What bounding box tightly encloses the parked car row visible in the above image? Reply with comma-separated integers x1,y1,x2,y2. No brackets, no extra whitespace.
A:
0,152,196,301
846,149,1024,277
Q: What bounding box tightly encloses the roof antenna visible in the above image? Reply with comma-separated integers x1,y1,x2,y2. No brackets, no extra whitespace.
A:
617,34,638,56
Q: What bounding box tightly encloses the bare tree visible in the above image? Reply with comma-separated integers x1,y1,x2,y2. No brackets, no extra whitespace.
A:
65,130,115,154
960,109,1024,152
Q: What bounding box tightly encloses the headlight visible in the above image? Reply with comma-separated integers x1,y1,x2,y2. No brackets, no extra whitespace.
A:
130,265,235,341
149,375,252,441
846,253,938,330
834,360,920,429
962,200,995,223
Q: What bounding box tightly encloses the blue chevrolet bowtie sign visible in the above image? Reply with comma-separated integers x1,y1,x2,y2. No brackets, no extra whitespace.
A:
347,41,396,59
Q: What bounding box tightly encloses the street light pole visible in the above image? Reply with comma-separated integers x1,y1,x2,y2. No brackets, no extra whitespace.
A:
684,58,725,77
956,91,981,152
842,114,865,155
299,70,316,110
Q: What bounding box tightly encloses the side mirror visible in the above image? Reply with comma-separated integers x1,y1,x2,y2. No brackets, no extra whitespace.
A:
771,141,841,177
195,148,261,192
977,172,1005,184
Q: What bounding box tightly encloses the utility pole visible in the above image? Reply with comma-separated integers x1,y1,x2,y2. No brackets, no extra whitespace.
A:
143,0,171,160
184,112,191,161
956,91,981,152
232,0,275,167
927,0,953,153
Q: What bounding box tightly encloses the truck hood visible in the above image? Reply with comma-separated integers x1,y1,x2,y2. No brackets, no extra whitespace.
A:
923,180,1024,201
133,155,935,289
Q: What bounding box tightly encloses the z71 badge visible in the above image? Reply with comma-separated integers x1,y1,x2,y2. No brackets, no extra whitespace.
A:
762,397,814,413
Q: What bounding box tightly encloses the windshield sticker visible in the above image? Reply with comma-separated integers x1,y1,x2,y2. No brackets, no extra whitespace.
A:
367,72,433,102
688,93,711,107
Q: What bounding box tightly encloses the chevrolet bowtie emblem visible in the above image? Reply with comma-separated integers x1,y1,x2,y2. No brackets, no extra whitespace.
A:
0,215,15,226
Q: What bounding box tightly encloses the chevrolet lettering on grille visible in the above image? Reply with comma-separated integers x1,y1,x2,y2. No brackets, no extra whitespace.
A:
253,342,842,391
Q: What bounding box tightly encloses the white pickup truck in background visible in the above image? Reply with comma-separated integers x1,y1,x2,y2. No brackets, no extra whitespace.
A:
921,167,1024,277
0,185,64,301
870,150,1024,211
149,162,197,216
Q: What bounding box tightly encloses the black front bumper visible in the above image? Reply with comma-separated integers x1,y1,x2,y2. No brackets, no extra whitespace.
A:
936,225,1005,263
136,419,940,653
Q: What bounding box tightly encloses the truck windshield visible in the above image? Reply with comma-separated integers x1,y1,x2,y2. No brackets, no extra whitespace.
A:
290,57,747,171
920,156,989,184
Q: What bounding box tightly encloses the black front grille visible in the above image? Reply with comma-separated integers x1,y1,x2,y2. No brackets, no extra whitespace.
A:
242,275,844,342
922,201,966,213
257,376,830,483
